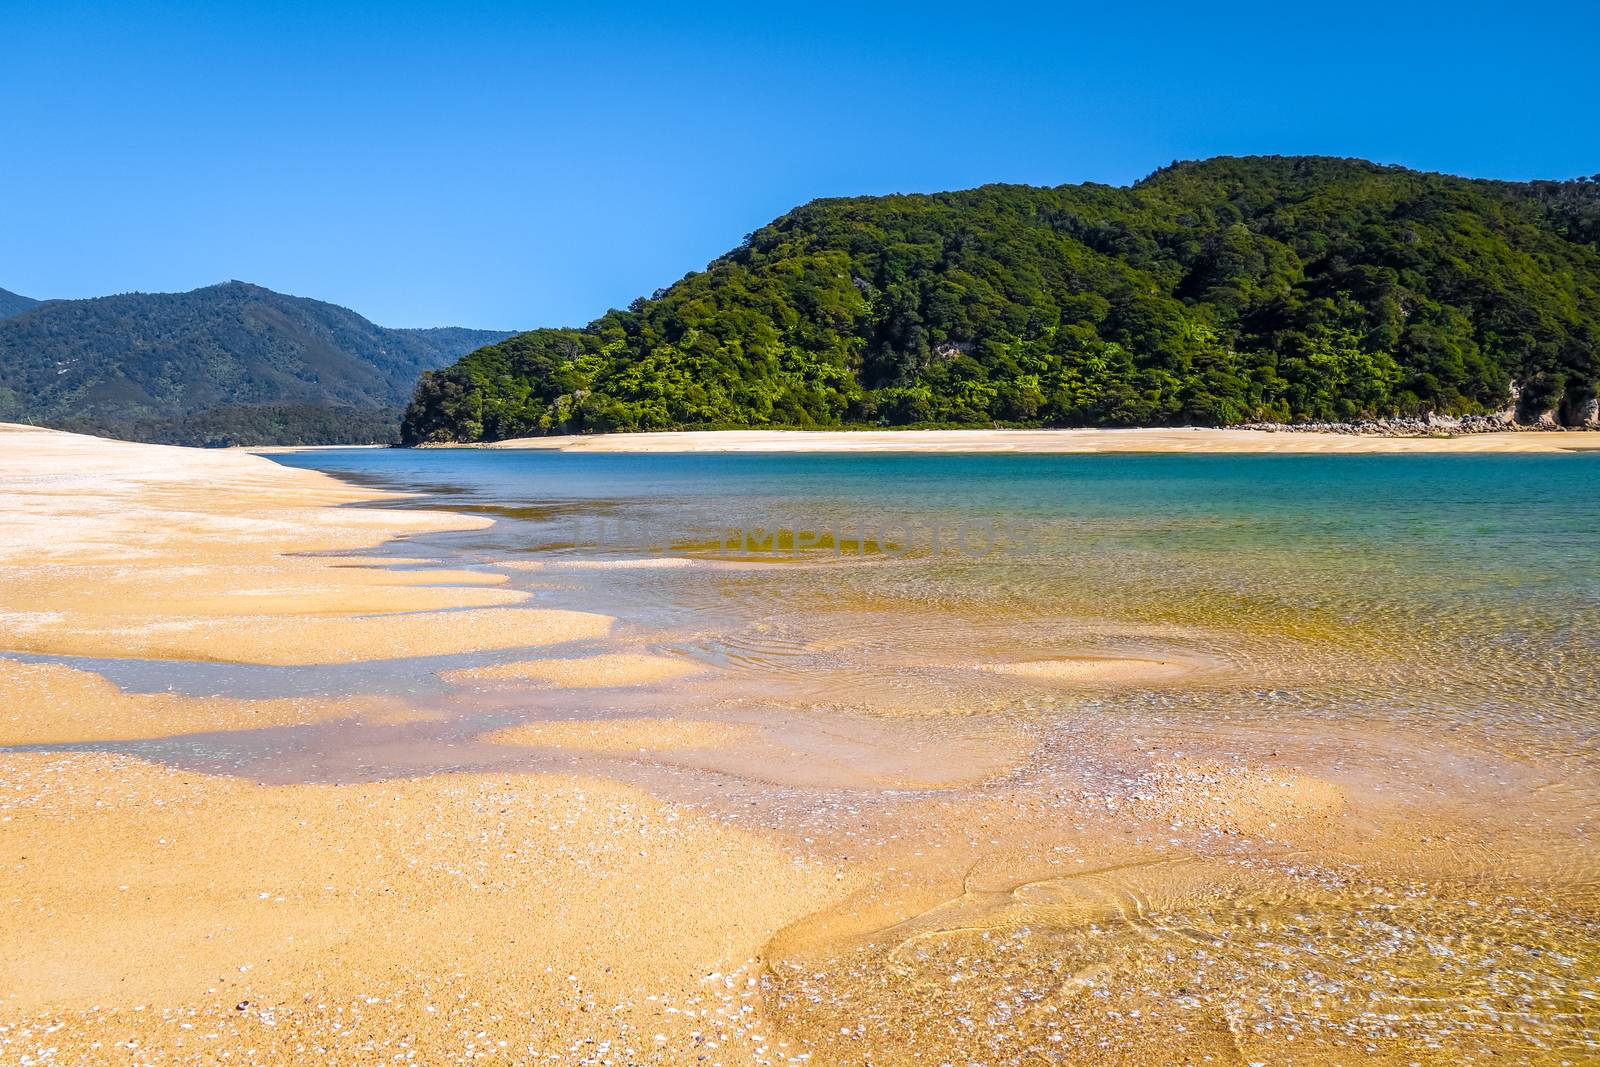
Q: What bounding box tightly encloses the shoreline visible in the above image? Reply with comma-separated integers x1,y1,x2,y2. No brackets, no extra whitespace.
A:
0,424,858,1059
0,423,613,665
5,422,1599,1063
425,426,1600,454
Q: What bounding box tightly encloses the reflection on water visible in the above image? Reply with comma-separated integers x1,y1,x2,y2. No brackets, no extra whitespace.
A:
44,448,1600,1062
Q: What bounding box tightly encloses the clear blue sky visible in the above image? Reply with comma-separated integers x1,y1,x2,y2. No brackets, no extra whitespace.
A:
5,1,1597,329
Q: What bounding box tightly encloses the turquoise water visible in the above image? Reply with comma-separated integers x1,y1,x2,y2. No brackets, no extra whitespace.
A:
262,448,1600,783
271,449,1600,571
272,448,1600,672
272,448,1600,530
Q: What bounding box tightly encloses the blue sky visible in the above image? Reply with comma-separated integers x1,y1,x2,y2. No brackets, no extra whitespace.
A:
4,1,1597,329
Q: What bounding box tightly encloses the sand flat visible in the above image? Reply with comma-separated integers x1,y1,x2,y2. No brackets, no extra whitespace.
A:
2,567,528,618
0,424,612,663
0,752,854,1057
0,426,849,1063
469,426,1600,453
1,605,613,665
443,651,705,687
484,717,751,751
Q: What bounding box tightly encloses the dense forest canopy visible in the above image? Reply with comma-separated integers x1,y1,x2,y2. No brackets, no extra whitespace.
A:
0,282,511,445
404,156,1600,444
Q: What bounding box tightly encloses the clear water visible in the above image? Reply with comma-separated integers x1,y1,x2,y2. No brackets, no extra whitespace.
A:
244,448,1600,1064
270,449,1600,744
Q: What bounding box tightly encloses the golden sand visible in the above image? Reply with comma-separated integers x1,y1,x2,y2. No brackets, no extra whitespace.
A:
3,565,525,618
0,426,871,1064
345,566,509,585
1120,758,1349,836
3,605,613,666
501,557,704,570
762,850,1597,1065
0,424,612,664
475,426,1600,453
5,424,1595,1065
484,718,752,751
443,652,706,687
0,752,853,1060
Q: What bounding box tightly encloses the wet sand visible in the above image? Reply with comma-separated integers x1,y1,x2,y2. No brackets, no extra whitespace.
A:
443,651,705,687
469,426,1600,453
484,718,753,751
3,423,1597,1065
0,660,408,745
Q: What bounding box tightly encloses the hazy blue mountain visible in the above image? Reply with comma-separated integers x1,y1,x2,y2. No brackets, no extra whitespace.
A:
0,281,512,445
0,288,39,320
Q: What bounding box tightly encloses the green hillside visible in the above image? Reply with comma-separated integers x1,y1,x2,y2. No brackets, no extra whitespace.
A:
0,282,511,445
403,156,1600,443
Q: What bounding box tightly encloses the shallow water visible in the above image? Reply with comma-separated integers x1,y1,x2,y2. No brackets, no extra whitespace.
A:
46,448,1600,1062
267,450,1600,750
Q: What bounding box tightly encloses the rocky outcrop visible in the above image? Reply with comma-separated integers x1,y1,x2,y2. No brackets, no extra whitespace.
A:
1557,391,1600,428
1227,381,1600,437
1505,379,1599,429
1239,414,1517,437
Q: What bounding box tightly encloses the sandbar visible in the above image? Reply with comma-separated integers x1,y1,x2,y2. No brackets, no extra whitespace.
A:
443,652,706,687
484,717,750,751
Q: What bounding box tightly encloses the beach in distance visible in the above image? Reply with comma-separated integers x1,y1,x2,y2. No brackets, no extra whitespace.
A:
432,426,1600,454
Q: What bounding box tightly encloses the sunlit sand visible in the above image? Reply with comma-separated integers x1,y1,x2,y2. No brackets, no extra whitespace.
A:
473,426,1600,454
484,717,751,751
2,423,1597,1065
445,651,705,687
0,751,850,1051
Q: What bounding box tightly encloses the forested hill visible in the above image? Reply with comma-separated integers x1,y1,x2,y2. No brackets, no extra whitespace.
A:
0,288,39,320
403,156,1600,444
0,282,512,445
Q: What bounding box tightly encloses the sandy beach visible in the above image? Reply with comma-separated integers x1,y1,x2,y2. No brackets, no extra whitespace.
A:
0,425,860,1062
466,426,1600,453
4,422,1597,1065
14,1,1600,1060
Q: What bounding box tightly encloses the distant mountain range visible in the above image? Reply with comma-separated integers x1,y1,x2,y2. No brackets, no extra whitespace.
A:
0,288,39,320
0,282,512,445
403,156,1600,443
